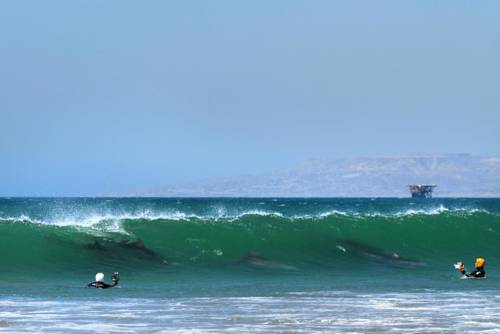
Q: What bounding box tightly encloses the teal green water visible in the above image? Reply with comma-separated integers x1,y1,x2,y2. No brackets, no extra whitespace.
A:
1,198,500,333
1,198,499,296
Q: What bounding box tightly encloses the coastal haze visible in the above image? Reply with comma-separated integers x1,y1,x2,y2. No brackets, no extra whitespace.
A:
137,154,500,197
1,1,500,197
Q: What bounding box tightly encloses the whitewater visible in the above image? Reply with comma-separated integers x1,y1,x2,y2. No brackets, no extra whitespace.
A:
1,197,499,333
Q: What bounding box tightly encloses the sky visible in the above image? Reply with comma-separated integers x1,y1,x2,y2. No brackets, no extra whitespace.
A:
1,1,499,196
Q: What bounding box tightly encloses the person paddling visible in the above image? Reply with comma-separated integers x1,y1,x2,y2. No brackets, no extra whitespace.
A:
88,272,120,288
455,258,486,278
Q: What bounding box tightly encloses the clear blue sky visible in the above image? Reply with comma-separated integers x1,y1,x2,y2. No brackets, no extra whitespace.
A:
1,1,499,196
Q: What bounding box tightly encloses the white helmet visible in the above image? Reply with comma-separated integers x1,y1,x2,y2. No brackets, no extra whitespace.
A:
95,272,104,282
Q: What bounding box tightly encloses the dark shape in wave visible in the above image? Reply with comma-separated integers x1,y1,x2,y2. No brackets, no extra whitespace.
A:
87,238,168,264
336,240,427,268
237,252,297,271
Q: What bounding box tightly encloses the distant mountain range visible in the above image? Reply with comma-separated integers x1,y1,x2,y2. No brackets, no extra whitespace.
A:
137,154,500,197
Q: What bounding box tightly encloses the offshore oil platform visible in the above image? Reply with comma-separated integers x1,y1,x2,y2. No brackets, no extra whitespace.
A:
408,184,436,198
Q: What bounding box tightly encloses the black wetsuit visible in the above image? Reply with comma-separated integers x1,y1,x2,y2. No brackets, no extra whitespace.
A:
87,281,118,289
461,267,485,278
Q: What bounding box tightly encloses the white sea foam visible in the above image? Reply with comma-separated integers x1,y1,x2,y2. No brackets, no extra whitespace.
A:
0,211,204,227
231,210,284,220
0,214,38,224
289,210,351,220
0,205,492,230
1,291,499,333
393,205,489,217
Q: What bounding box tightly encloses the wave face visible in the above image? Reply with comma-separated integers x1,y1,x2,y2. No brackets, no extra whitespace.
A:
1,198,499,281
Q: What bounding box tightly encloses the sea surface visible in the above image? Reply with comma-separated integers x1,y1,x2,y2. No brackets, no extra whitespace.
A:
1,197,499,333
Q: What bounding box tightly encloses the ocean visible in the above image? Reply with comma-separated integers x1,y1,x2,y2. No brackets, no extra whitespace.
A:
0,197,499,333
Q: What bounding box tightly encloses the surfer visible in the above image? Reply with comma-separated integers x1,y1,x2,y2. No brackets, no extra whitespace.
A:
87,272,120,288
455,258,486,278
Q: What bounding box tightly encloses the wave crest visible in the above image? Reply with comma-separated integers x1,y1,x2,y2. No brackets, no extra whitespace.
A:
0,206,493,228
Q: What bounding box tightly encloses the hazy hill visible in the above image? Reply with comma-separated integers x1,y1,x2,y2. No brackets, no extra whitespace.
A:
140,154,500,197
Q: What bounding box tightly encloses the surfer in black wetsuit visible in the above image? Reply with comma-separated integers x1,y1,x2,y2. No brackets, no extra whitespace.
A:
88,272,120,288
456,258,486,278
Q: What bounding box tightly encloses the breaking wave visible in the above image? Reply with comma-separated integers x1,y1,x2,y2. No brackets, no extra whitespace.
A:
1,205,499,279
